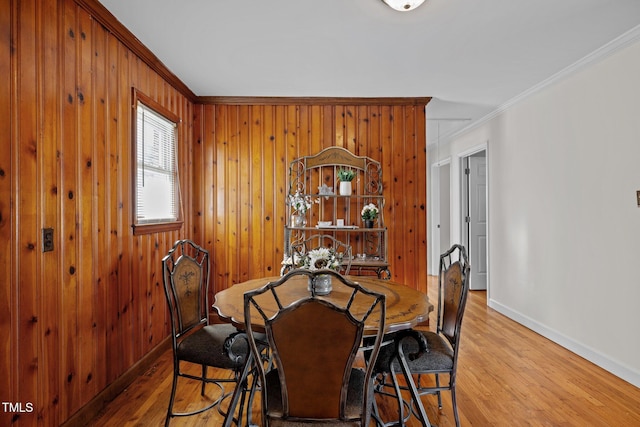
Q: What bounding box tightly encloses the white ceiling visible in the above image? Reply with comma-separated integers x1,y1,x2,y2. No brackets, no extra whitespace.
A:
98,0,640,144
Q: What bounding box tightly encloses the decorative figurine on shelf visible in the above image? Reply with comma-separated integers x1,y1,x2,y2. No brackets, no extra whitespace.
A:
318,183,334,199
337,168,355,196
361,203,379,228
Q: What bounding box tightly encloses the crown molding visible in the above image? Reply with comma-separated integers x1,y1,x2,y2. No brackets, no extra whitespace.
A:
197,96,431,106
448,23,640,141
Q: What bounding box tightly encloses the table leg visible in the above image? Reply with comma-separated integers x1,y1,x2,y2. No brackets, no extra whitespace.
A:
222,351,254,427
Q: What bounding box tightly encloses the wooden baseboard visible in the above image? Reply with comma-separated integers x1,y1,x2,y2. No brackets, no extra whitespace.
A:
61,338,171,427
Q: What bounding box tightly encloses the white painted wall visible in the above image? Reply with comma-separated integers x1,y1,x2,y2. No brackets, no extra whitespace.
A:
429,39,640,386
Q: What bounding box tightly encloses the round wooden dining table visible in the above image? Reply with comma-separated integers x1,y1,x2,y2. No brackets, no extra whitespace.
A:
212,275,433,334
212,274,433,427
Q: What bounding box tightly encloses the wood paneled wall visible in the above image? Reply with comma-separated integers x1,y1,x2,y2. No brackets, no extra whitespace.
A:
1,1,428,426
193,101,429,297
1,1,194,425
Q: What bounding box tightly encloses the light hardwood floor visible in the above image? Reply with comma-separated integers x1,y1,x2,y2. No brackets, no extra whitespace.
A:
90,277,640,426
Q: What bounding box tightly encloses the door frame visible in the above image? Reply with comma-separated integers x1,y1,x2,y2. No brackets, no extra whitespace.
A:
430,157,451,275
458,142,490,300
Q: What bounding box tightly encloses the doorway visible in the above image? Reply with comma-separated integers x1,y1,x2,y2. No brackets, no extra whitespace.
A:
461,150,487,291
430,160,451,273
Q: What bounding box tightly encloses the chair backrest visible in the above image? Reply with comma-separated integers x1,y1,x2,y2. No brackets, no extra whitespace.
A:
437,244,470,349
244,269,385,424
291,234,353,274
162,240,210,341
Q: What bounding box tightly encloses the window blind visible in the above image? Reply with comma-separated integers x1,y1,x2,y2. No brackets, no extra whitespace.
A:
136,101,180,224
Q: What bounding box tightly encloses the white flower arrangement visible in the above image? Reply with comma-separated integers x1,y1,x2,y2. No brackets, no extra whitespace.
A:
288,191,315,214
361,203,379,220
300,247,342,271
281,248,342,272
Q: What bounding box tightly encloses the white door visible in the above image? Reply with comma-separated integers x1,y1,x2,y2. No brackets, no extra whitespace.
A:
466,153,487,290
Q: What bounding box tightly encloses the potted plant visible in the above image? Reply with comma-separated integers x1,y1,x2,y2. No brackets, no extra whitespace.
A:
361,203,379,228
337,168,355,196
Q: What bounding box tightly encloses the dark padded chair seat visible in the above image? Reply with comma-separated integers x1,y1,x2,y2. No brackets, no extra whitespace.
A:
177,323,249,370
371,330,454,375
397,331,453,371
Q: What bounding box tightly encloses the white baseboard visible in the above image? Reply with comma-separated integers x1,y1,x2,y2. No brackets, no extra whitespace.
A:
488,298,640,389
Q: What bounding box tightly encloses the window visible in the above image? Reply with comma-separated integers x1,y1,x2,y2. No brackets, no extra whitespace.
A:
132,89,183,235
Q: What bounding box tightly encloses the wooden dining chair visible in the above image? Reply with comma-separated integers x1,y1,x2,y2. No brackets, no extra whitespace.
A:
371,244,470,427
162,239,256,426
244,269,386,426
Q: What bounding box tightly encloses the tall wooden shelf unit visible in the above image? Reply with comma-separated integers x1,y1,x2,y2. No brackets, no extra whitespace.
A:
284,147,390,279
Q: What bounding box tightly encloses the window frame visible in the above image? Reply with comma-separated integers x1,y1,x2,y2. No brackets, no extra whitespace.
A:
131,88,184,235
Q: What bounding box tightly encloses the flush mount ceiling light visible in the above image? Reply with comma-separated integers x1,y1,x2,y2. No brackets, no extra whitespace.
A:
382,0,426,11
